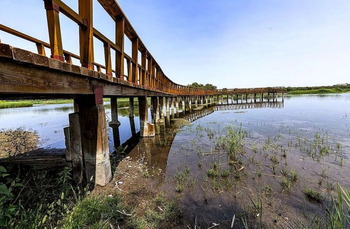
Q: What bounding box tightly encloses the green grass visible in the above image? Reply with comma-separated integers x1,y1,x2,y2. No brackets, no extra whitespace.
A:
62,195,126,229
0,99,73,109
287,87,350,95
0,101,33,109
0,98,143,109
127,195,183,229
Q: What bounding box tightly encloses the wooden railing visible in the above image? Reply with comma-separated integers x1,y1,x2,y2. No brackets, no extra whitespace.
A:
0,0,215,96
217,87,286,94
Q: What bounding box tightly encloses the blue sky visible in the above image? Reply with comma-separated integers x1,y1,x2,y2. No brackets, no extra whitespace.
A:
1,0,350,88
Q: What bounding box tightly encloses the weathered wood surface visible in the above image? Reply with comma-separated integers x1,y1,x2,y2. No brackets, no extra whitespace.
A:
0,45,176,99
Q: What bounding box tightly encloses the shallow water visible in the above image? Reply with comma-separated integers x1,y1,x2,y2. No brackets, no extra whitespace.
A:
0,102,141,151
129,93,350,228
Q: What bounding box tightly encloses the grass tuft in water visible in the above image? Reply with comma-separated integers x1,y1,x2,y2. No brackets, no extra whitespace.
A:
303,188,323,203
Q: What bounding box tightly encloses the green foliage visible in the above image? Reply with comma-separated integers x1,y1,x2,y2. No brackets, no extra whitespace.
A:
187,82,217,90
0,166,92,228
286,85,350,95
0,166,22,226
62,195,125,229
327,184,350,228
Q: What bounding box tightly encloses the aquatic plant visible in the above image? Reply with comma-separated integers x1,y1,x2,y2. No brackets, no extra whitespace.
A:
221,170,230,178
173,167,193,192
290,169,298,182
281,178,291,193
303,188,323,203
207,168,218,177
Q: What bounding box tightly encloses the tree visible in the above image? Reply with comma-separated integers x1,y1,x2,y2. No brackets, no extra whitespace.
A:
187,82,217,90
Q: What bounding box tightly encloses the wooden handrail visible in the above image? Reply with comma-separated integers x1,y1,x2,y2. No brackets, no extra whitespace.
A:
0,1,222,95
53,0,86,29
93,28,121,53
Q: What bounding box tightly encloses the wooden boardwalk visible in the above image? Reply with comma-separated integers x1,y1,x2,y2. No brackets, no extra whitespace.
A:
0,0,285,186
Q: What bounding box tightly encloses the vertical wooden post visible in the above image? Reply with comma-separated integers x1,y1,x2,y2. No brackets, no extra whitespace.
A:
151,97,160,123
182,97,185,113
75,93,112,186
159,97,165,118
104,43,112,78
79,0,94,69
141,52,147,86
139,96,155,137
64,54,72,64
147,57,153,88
129,97,134,118
166,97,170,114
115,16,124,79
68,112,83,184
175,97,179,116
110,98,119,125
64,127,71,162
44,0,63,61
127,59,132,81
152,64,156,88
36,43,46,56
132,38,139,83
110,98,120,148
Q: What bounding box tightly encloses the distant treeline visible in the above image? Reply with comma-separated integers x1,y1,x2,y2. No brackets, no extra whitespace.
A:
187,82,217,90
286,84,350,94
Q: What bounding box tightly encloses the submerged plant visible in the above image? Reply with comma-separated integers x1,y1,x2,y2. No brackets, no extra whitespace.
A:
303,188,323,203
290,169,298,182
281,178,291,193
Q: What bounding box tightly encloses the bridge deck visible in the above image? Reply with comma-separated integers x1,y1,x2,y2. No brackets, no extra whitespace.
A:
0,44,173,100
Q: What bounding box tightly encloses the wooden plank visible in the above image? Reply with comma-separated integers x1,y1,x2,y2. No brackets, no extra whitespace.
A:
64,127,71,162
69,112,83,184
79,0,94,69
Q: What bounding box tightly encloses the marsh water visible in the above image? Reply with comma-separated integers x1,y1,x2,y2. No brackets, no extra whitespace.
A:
1,94,350,227
128,93,350,228
0,102,141,152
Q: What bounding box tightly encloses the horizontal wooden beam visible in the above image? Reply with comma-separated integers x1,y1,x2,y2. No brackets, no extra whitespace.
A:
93,28,121,53
53,0,86,29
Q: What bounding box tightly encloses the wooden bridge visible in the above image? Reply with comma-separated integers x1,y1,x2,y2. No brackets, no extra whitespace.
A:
0,0,285,186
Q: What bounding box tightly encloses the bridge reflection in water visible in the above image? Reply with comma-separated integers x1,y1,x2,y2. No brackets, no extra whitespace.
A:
126,100,284,181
